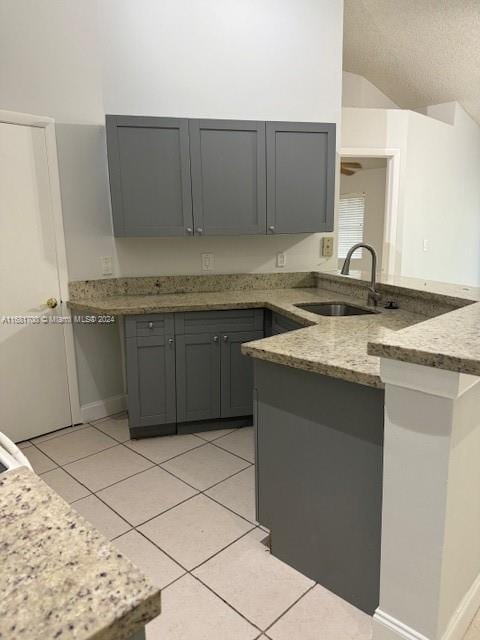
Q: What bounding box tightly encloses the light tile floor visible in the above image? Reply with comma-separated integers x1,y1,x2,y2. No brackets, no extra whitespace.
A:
19,413,480,640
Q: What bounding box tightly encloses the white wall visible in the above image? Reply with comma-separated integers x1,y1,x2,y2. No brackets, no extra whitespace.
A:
340,166,387,272
0,0,344,410
100,0,342,280
342,103,480,287
342,71,399,109
1,0,343,282
402,105,480,285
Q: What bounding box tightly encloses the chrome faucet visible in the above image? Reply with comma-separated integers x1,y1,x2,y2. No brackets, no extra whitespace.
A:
340,243,381,307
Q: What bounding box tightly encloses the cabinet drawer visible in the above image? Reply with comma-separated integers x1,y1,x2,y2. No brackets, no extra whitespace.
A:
125,313,175,338
175,309,263,335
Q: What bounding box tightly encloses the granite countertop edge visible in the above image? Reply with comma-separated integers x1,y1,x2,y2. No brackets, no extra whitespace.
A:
0,468,161,640
67,272,480,384
68,287,429,388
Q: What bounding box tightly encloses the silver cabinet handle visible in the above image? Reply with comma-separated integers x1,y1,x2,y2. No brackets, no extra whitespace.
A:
148,322,154,329
213,335,219,342
168,337,174,345
223,335,229,342
268,225,275,232
197,228,203,234
186,227,193,234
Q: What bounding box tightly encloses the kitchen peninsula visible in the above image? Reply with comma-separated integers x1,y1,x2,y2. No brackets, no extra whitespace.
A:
68,269,480,640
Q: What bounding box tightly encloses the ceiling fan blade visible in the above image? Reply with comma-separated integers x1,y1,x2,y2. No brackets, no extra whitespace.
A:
341,162,362,168
341,168,355,176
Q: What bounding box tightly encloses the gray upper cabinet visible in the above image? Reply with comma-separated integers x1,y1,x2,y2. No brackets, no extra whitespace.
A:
266,121,336,234
106,116,193,237
189,119,267,235
106,116,336,237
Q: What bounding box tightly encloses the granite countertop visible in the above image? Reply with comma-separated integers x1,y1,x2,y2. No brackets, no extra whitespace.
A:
0,468,160,640
368,301,480,377
69,286,427,388
317,271,480,377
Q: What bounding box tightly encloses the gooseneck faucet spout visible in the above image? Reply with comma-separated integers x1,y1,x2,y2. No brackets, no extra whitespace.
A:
340,243,380,307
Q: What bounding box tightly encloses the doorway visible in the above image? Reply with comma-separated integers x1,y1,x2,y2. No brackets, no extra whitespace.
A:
0,111,80,441
339,148,400,276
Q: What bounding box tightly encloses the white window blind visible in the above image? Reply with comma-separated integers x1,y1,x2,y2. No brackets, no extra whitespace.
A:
338,193,365,259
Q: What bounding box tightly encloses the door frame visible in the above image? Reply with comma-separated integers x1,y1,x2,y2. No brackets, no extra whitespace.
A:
340,147,401,276
0,109,81,425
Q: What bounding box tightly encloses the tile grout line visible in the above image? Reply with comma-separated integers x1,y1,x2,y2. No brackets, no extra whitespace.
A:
157,454,253,494
32,427,259,536
45,444,255,529
209,438,255,465
189,572,265,636
29,423,91,446
34,440,120,468
114,432,210,466
31,419,251,475
263,582,318,635
27,420,316,636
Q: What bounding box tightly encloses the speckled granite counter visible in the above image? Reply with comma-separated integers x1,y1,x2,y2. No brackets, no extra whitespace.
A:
68,270,480,387
367,301,480,377
68,281,427,388
0,468,160,640
314,272,480,378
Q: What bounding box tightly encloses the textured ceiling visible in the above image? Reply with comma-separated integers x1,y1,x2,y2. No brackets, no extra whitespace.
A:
343,0,480,123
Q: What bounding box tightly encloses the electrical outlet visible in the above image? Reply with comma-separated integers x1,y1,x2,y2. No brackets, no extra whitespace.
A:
100,256,113,276
423,239,429,252
321,236,334,257
276,252,286,268
201,253,214,271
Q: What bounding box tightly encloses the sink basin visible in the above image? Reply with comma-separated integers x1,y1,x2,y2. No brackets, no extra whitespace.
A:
294,302,379,316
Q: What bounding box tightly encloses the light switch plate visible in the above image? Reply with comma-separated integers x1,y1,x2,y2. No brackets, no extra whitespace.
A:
201,253,214,271
276,252,286,268
321,236,334,257
100,256,113,276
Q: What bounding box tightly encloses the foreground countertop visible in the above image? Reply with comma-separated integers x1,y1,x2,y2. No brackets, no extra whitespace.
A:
69,286,426,388
0,468,160,640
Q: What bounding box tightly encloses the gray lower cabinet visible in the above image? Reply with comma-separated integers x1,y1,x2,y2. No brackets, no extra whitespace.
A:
254,359,384,615
125,334,177,437
175,329,263,424
221,331,263,417
266,121,336,234
126,310,264,436
189,119,267,235
106,116,193,237
175,333,221,423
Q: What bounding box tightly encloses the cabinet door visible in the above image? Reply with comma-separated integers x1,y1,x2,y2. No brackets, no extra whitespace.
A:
189,119,266,235
266,121,336,234
221,330,263,418
126,334,176,428
176,334,221,422
106,116,193,237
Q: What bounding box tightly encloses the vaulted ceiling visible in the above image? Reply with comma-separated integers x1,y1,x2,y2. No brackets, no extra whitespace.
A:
343,0,480,124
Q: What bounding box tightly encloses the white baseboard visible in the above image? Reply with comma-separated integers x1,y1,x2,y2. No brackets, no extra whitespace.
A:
442,572,480,640
80,394,127,424
374,573,480,640
373,610,430,640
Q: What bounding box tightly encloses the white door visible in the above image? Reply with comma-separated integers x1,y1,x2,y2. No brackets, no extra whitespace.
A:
0,120,72,441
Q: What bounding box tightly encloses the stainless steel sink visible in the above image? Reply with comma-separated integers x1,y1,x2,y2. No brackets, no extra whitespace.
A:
294,302,379,316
